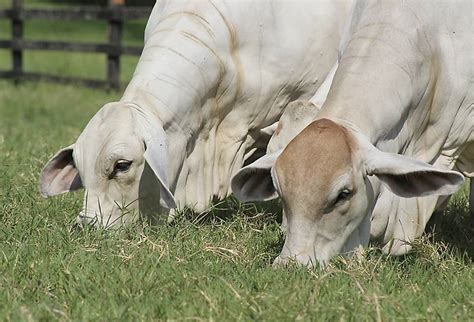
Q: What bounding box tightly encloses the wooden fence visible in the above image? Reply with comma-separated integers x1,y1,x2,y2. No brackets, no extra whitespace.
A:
0,0,152,89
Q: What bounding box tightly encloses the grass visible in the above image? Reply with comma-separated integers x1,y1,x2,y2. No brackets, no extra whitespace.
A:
0,1,473,321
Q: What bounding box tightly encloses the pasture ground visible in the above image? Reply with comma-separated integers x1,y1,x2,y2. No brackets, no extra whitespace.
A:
0,1,473,320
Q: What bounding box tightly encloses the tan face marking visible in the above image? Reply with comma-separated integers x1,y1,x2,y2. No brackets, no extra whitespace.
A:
275,118,354,218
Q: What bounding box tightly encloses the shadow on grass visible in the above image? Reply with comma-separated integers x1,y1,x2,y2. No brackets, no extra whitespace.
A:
171,197,286,259
426,197,473,260
175,196,283,226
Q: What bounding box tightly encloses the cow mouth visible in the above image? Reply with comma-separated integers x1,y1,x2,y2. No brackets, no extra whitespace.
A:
74,209,136,229
272,254,324,268
75,211,100,228
273,225,369,269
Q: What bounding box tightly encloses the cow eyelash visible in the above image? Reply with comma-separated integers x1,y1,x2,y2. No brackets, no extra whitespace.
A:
333,188,352,205
110,160,133,178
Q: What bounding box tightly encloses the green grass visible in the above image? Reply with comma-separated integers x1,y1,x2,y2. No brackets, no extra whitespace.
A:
0,91,472,320
0,1,474,321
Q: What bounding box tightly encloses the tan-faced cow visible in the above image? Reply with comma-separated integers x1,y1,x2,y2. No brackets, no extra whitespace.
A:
232,0,473,266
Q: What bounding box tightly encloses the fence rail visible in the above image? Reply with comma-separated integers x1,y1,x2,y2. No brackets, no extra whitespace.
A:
0,7,151,20
0,39,143,55
0,0,152,90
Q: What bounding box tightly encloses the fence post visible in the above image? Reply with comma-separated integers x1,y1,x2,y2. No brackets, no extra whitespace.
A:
11,0,23,83
107,0,123,90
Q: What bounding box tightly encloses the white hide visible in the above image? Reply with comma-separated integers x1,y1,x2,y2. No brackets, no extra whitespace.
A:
39,0,354,227
232,0,473,265
319,0,473,255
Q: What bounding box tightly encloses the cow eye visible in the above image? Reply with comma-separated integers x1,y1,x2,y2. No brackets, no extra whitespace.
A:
114,160,132,173
334,188,352,205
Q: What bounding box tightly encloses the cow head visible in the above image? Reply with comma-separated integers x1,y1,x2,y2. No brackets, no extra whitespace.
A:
39,102,176,228
232,118,464,267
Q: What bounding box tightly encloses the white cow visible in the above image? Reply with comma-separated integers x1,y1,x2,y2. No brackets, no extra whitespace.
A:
232,0,473,266
39,0,354,227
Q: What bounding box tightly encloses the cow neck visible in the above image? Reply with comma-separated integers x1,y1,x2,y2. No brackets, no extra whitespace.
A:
317,31,434,153
120,13,227,137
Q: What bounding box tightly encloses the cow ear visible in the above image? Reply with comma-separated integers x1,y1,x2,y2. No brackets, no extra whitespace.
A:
365,149,464,198
39,145,83,197
144,136,177,210
133,105,177,210
231,150,282,202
